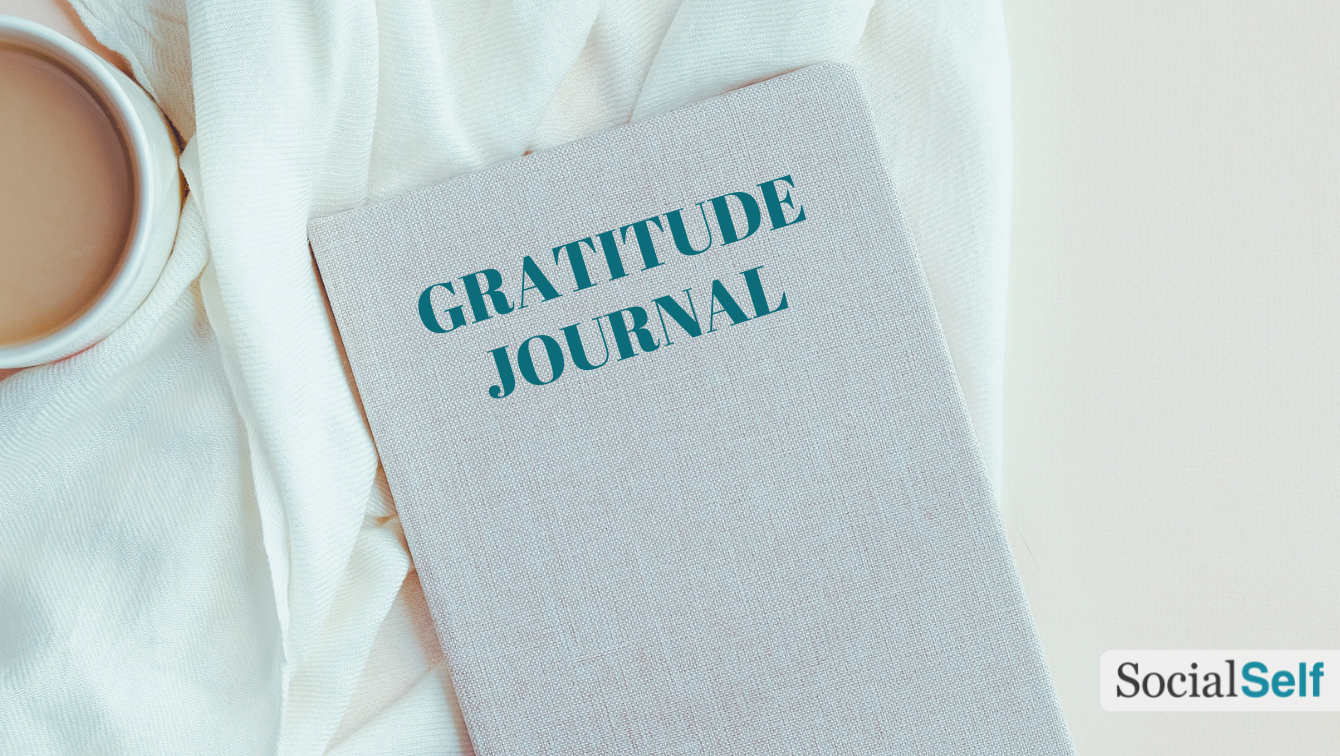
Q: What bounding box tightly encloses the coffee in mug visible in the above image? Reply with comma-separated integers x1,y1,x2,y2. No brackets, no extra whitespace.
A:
0,16,181,369
0,44,134,345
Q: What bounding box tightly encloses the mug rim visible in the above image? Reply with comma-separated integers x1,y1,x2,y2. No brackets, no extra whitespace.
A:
0,15,162,367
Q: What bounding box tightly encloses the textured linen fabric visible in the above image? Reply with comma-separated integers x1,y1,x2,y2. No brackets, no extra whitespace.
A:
310,64,1068,755
0,1,1013,753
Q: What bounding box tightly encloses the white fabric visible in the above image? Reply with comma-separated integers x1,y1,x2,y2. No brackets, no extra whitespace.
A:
0,0,1011,753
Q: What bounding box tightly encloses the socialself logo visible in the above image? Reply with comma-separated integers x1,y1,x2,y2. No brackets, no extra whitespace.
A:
1101,651,1340,711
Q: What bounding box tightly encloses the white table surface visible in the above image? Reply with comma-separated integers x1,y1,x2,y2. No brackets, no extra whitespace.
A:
1002,1,1340,753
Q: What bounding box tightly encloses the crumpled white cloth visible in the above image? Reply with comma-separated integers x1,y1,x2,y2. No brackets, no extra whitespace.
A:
0,0,1011,753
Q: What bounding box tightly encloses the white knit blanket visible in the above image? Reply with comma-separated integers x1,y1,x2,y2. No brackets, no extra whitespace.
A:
0,1,1011,752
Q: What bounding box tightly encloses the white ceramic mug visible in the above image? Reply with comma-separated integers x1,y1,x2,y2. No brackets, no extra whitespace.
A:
0,15,180,368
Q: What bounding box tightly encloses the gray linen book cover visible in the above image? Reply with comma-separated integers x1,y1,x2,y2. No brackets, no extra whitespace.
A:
309,64,1073,755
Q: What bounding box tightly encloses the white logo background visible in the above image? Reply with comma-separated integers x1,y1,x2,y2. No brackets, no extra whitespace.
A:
1101,651,1340,711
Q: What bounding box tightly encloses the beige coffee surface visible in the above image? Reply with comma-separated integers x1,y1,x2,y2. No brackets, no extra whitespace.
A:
0,45,133,345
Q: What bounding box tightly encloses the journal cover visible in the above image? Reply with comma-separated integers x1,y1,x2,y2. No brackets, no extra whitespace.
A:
309,64,1073,755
